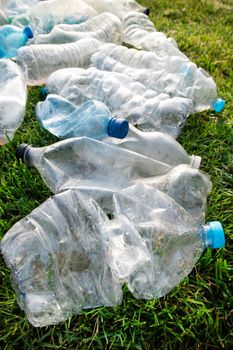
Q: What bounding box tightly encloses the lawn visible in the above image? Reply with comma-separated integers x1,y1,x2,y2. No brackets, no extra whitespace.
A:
0,0,232,349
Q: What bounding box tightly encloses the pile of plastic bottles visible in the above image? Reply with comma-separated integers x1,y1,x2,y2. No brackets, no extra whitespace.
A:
0,0,225,327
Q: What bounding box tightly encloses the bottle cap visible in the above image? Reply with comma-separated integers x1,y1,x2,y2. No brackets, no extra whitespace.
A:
23,26,34,39
205,221,225,248
107,118,129,139
39,87,49,100
16,144,32,166
143,8,150,16
211,98,225,112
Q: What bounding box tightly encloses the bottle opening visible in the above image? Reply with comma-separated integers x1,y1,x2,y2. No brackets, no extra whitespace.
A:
16,144,32,166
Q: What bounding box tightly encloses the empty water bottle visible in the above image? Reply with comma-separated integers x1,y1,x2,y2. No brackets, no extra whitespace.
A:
1,187,151,326
0,59,27,145
0,0,39,24
16,38,101,85
0,25,33,58
133,164,212,223
0,189,122,326
11,0,97,35
113,183,225,299
82,0,147,19
122,12,186,59
105,124,201,168
16,138,172,197
36,94,129,140
34,12,122,45
92,43,225,114
42,66,193,136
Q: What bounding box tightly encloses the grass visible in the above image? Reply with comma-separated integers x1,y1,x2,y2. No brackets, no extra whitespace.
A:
0,0,233,349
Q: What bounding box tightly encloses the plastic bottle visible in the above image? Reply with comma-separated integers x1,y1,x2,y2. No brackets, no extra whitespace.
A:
0,0,39,24
0,25,33,58
16,138,172,196
92,43,225,114
0,189,120,326
113,183,225,299
34,12,122,45
132,164,212,223
41,66,193,137
16,38,101,86
0,59,27,145
122,12,186,59
105,124,201,168
36,94,129,140
11,0,97,35
82,0,147,19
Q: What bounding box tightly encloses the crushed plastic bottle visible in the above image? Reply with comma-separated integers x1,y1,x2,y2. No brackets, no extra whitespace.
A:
113,183,225,299
92,43,225,115
16,38,101,86
121,12,225,113
34,12,122,45
16,138,172,197
36,94,129,140
11,0,97,35
0,0,39,24
1,188,150,326
132,164,212,223
105,124,201,168
42,67,193,137
122,12,186,59
0,59,27,145
82,0,147,19
0,25,33,58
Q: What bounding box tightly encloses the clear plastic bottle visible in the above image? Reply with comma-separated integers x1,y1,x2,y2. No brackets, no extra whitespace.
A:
34,12,122,45
36,94,129,140
105,124,201,168
0,189,119,326
42,66,193,137
16,138,172,196
82,0,147,19
122,11,186,59
92,43,225,114
16,38,101,85
11,0,97,35
113,183,225,299
0,0,39,24
0,25,33,58
132,164,212,223
0,59,27,145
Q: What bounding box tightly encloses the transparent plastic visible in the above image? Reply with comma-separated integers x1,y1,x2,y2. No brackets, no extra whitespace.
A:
133,164,212,223
0,59,27,145
105,124,201,167
36,94,129,140
45,66,193,137
16,38,101,85
16,138,172,199
11,0,97,35
0,25,33,58
34,12,122,45
113,183,224,299
1,189,150,326
92,43,224,116
82,0,146,19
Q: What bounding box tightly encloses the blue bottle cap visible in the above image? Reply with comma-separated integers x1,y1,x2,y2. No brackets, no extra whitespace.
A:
23,26,34,39
39,87,49,100
205,221,225,248
107,118,129,139
211,98,225,112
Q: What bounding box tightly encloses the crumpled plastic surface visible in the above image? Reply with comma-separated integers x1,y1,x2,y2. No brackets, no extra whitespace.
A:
1,189,150,327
